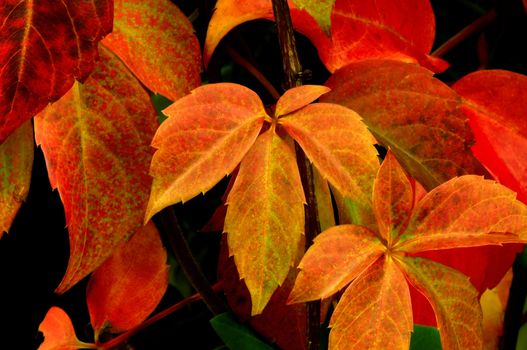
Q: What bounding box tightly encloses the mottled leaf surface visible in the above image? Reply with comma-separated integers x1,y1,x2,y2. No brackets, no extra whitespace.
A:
0,0,112,142
401,257,483,350
329,258,413,350
35,47,157,293
0,121,33,236
275,85,331,117
102,0,201,101
146,83,266,221
280,103,378,206
323,60,483,190
38,307,94,350
292,0,335,34
453,70,527,203
289,225,384,303
87,222,168,339
398,175,527,252
225,128,305,315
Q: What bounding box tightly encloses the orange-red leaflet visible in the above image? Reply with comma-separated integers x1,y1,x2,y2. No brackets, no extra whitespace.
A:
289,150,527,350
35,46,158,294
102,0,201,102
453,70,527,204
87,222,169,340
146,84,379,314
38,307,95,350
0,121,33,236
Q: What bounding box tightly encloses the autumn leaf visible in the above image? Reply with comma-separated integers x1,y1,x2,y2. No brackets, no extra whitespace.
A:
38,307,95,350
322,59,484,190
290,150,527,350
0,121,33,236
102,0,201,102
0,0,112,142
275,85,331,117
292,0,335,34
329,257,413,350
280,103,379,211
86,222,168,340
224,127,305,314
453,70,527,203
34,46,158,294
145,83,266,221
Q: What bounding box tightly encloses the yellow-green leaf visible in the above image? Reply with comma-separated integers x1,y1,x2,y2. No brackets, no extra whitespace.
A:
292,0,334,34
225,127,305,315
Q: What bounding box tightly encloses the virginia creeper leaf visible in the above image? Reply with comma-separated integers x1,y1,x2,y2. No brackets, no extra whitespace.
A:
0,0,112,142
373,150,413,245
397,175,527,252
322,59,484,190
400,257,483,350
453,70,527,203
292,0,335,34
224,127,305,315
210,313,275,350
0,121,33,236
313,166,336,231
146,83,266,222
35,47,158,294
410,325,442,350
288,225,384,303
102,0,201,102
275,85,331,118
38,307,94,350
280,103,379,207
329,258,413,350
87,221,168,339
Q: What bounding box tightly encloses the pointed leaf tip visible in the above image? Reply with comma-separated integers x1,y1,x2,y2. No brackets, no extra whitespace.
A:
275,85,331,117
38,307,94,350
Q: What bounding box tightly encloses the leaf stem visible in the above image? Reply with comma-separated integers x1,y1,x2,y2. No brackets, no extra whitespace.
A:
431,9,496,58
226,46,281,100
98,282,223,349
156,207,226,315
271,0,321,349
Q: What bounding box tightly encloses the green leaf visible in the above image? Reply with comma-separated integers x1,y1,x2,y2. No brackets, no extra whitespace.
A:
410,324,442,350
151,94,173,124
210,313,275,350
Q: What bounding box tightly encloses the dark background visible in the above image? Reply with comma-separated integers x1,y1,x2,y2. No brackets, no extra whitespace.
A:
0,0,525,349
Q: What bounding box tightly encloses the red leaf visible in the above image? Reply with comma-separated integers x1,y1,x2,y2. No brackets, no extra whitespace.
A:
34,46,158,293
38,307,94,350
373,150,413,245
0,121,33,236
289,225,384,303
102,0,201,102
224,127,305,314
146,83,266,222
400,256,483,350
87,222,168,339
0,0,112,142
329,258,413,350
275,85,331,117
323,59,484,190
453,70,527,203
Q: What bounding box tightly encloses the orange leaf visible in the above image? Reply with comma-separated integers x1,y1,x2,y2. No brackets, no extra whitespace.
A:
400,256,483,350
397,175,527,252
87,222,168,339
35,47,158,294
0,121,33,236
38,307,94,350
275,85,331,117
313,167,336,231
373,150,413,245
453,70,527,203
280,103,378,208
289,225,384,303
0,0,112,142
322,59,484,190
329,258,413,350
102,0,201,102
225,127,305,314
146,83,266,222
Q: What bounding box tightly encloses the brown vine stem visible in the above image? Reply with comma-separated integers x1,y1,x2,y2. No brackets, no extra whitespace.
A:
99,282,223,349
271,0,321,349
226,46,281,100
156,207,226,315
431,9,496,58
